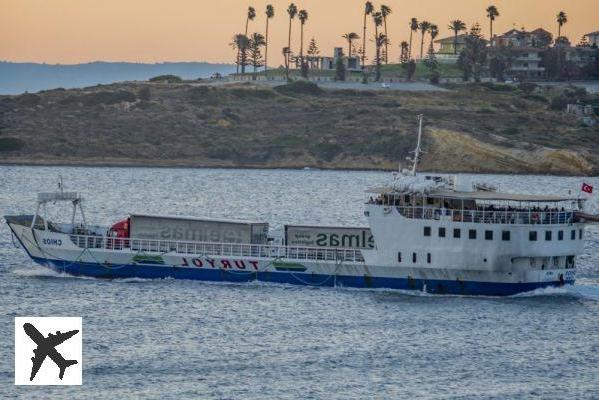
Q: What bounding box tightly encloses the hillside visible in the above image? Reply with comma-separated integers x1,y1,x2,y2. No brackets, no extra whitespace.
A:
0,80,598,175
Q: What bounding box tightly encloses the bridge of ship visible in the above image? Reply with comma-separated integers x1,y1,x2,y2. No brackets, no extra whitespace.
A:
366,187,584,225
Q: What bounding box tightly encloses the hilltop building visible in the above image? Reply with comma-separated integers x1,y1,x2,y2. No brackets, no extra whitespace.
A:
434,34,467,63
491,28,552,79
297,47,361,72
584,31,599,47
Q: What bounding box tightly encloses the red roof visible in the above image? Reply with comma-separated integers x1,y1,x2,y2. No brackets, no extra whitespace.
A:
530,28,551,35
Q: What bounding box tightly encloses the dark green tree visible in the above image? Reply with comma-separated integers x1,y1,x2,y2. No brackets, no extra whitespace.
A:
488,46,513,81
231,34,250,74
458,23,488,82
404,60,416,81
335,50,347,81
249,33,266,78
400,41,409,64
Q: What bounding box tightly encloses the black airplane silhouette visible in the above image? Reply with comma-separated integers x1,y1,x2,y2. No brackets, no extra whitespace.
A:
23,322,79,381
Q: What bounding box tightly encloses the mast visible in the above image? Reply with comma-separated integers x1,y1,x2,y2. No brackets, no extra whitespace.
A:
411,114,424,176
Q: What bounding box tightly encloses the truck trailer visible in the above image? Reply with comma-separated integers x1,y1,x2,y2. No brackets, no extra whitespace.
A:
109,214,269,245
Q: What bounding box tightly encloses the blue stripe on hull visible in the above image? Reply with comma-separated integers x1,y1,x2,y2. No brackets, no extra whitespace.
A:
31,257,573,296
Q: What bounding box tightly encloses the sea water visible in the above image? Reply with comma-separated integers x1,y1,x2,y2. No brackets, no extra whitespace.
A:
0,166,598,399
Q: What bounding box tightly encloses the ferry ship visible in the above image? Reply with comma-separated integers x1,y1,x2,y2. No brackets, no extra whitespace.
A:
6,117,598,296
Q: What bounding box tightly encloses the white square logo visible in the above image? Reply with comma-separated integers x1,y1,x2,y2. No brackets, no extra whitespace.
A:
15,317,82,385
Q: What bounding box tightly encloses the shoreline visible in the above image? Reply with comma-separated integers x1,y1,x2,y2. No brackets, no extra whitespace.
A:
0,159,596,177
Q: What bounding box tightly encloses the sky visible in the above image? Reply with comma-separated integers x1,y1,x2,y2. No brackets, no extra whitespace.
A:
1,0,597,65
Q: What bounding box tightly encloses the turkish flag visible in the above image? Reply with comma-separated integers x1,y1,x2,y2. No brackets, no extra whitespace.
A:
582,183,593,194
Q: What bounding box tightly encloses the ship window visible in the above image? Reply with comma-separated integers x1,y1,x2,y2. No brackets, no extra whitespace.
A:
553,257,559,267
424,227,431,237
558,230,564,241
427,197,434,205
438,227,446,238
453,228,461,238
571,230,576,240
397,252,402,263
529,231,537,241
485,230,493,240
502,231,511,241
469,229,477,239
427,253,431,264
545,231,552,241
566,255,575,269
412,252,417,263
579,229,583,240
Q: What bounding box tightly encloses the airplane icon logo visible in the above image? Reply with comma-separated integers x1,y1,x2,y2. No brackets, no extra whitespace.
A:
15,317,82,385
23,323,79,381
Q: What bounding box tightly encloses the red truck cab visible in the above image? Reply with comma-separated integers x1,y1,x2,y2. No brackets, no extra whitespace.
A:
107,218,130,249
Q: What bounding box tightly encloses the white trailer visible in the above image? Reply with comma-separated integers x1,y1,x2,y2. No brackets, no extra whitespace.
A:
129,214,269,244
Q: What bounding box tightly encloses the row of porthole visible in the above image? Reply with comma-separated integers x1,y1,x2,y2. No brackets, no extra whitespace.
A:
423,226,583,241
397,251,431,264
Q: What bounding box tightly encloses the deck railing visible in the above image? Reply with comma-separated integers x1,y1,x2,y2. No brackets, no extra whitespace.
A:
67,234,365,263
394,206,575,225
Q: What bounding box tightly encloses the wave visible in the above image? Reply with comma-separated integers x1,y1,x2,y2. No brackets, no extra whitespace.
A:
513,279,599,301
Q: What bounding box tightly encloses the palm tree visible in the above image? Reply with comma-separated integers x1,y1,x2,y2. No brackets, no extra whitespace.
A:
409,18,419,59
245,6,256,35
264,5,274,72
418,21,431,59
286,4,298,69
449,19,467,55
362,2,374,68
557,11,568,38
375,34,388,81
372,11,383,78
426,25,439,70
236,6,256,74
429,24,439,56
380,5,392,64
298,9,308,62
342,33,360,58
486,5,499,44
429,24,439,41
282,47,291,80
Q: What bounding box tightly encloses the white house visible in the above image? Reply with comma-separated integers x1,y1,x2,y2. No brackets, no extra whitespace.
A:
584,31,599,47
